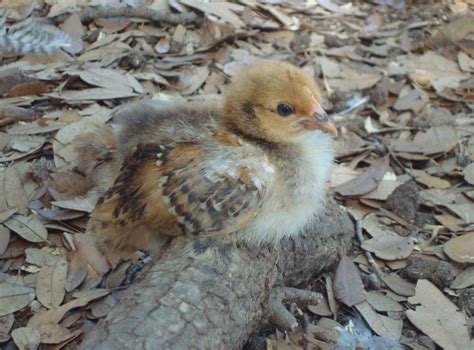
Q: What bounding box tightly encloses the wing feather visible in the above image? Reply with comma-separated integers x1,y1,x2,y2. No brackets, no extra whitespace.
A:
90,141,263,254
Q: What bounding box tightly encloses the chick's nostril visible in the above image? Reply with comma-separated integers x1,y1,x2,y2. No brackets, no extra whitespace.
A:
313,110,329,121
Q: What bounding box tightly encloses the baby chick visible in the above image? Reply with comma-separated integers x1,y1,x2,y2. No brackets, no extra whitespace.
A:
79,62,337,256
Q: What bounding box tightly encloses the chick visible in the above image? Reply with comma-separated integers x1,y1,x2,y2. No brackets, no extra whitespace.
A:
78,62,337,257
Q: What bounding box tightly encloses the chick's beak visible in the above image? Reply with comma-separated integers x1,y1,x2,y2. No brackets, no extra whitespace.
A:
301,103,338,136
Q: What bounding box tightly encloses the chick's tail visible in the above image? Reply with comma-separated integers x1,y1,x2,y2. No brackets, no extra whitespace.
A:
74,124,119,193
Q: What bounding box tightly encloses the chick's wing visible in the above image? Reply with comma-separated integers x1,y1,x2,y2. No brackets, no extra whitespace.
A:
91,141,262,248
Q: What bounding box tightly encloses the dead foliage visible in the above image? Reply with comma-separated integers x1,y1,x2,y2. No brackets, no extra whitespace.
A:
0,0,473,349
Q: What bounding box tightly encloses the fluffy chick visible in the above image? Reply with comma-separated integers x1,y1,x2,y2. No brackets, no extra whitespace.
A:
79,62,337,257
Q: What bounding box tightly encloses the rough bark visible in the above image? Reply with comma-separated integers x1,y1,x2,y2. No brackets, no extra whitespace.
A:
79,200,354,350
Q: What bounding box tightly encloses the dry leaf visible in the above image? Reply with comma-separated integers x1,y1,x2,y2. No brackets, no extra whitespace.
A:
307,298,332,317
362,235,414,261
0,313,14,342
0,283,35,316
463,163,474,185
362,180,401,201
179,65,210,95
334,156,389,197
412,169,451,189
362,213,400,239
73,233,110,275
51,198,95,213
90,294,116,318
61,14,84,54
393,51,470,92
65,251,88,292
46,87,138,101
366,291,403,312
444,232,474,264
3,214,48,243
1,165,29,215
355,301,402,340
0,225,10,256
105,261,131,289
35,322,74,344
333,256,366,307
419,189,474,224
407,279,473,349
11,327,40,350
181,1,245,28
383,273,416,297
28,289,110,328
25,248,61,267
36,258,68,309
451,266,474,289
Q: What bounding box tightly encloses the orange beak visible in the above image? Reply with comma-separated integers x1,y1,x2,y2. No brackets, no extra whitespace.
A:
300,103,338,136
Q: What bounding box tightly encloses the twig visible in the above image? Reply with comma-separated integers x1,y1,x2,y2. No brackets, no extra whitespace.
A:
302,313,314,350
355,220,386,286
387,146,414,179
268,287,322,331
53,6,199,26
370,126,416,134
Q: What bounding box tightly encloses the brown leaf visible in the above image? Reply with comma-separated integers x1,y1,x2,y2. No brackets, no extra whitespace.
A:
105,261,131,289
361,235,414,261
383,273,416,297
333,256,366,307
65,251,88,292
419,189,474,224
90,294,116,318
407,280,473,349
3,214,48,243
73,233,110,275
366,291,403,312
51,198,95,213
11,327,41,350
179,65,210,95
0,313,14,342
464,163,474,185
355,301,402,339
25,248,61,267
61,14,84,54
392,51,470,92
0,238,30,259
7,81,51,97
35,322,74,344
181,1,245,28
0,106,36,127
36,258,68,309
451,266,474,289
28,289,110,328
444,232,474,264
411,169,451,189
334,156,389,196
0,283,35,316
0,225,10,256
46,87,138,101
2,165,29,215
0,209,17,223
307,298,332,317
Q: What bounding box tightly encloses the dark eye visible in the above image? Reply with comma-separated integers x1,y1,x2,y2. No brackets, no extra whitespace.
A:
277,103,294,117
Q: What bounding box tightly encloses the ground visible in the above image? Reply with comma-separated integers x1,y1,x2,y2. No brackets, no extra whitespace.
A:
0,0,473,349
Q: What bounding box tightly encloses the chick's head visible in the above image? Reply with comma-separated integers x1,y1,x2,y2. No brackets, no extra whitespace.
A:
222,62,337,144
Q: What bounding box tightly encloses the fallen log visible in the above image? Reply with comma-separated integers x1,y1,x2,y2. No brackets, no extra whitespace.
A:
79,199,354,349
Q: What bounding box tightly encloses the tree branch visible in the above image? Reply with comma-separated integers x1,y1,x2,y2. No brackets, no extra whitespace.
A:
79,199,354,349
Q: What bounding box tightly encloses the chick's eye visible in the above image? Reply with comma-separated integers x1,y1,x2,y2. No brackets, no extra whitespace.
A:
277,103,294,117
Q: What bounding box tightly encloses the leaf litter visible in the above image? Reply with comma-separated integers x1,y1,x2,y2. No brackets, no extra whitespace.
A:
0,0,473,349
